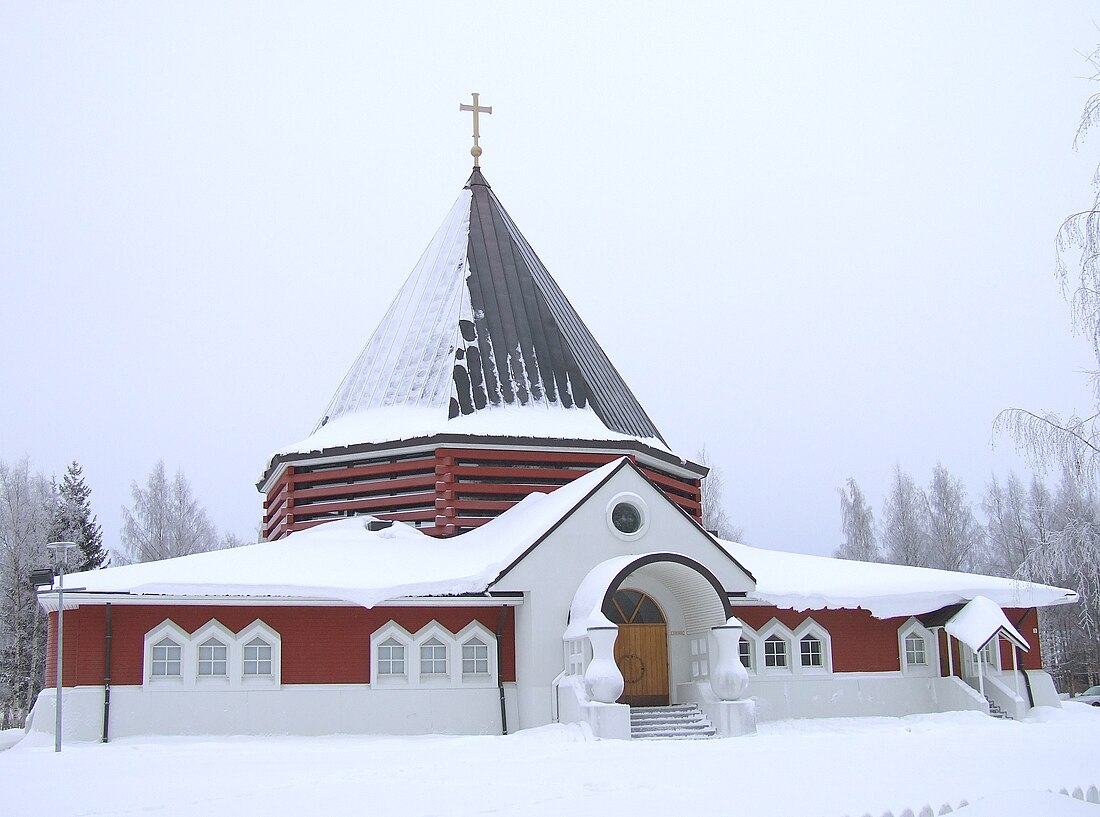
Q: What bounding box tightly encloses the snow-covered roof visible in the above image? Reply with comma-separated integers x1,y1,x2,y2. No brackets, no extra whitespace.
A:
59,459,1076,619
279,169,667,465
944,595,1030,652
64,460,623,608
276,404,670,458
720,539,1075,619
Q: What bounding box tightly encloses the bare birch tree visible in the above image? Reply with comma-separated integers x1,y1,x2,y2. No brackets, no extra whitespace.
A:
997,45,1100,477
697,447,743,542
880,466,931,567
926,464,984,573
119,461,219,563
993,46,1100,687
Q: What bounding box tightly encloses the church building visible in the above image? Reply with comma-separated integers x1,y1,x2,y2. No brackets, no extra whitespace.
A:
30,98,1075,741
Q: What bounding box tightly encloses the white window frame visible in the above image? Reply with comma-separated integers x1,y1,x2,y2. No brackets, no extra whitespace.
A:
454,621,498,688
420,636,449,677
756,619,795,675
191,620,235,686
898,618,937,678
144,620,191,688
979,637,1001,671
370,621,498,688
377,636,407,677
143,618,282,689
151,636,183,679
691,634,711,680
737,624,756,674
236,620,282,688
792,619,832,675
370,622,415,686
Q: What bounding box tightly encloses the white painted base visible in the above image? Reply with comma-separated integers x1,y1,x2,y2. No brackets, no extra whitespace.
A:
28,684,520,742
1024,669,1062,708
555,676,631,739
676,681,757,736
744,673,1006,721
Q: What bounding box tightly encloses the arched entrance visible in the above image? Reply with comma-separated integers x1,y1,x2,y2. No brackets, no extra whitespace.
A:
607,589,669,706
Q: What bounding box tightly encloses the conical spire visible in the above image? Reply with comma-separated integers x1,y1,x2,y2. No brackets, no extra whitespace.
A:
311,171,667,447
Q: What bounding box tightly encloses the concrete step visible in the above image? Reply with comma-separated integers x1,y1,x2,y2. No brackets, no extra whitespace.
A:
629,704,716,740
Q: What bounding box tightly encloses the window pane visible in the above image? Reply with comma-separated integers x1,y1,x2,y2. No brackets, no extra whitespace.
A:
905,634,926,666
379,642,405,675
764,637,787,668
800,636,822,667
421,641,447,674
738,638,752,669
462,640,489,674
243,638,274,676
152,640,181,677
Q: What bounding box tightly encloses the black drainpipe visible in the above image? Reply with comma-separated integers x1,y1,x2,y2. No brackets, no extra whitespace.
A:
496,605,508,735
102,603,112,743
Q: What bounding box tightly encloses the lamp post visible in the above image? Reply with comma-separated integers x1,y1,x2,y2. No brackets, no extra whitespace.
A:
46,541,78,753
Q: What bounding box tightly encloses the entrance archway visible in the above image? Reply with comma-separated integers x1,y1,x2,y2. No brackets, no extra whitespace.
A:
607,589,669,706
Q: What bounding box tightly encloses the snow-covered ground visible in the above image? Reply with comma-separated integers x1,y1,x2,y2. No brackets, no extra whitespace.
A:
2,705,1097,817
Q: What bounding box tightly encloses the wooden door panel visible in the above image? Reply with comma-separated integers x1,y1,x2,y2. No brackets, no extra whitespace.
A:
615,623,669,706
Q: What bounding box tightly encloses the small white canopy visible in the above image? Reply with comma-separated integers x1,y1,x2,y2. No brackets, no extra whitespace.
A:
944,595,1030,653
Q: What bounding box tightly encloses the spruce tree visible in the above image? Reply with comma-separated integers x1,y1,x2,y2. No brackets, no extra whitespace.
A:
48,461,107,571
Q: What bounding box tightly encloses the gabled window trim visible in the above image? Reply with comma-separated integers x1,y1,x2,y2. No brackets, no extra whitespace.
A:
898,618,937,678
144,620,191,688
370,620,499,688
236,620,282,688
142,618,282,689
756,619,795,675
456,621,498,688
792,619,832,675
369,623,415,686
191,620,235,686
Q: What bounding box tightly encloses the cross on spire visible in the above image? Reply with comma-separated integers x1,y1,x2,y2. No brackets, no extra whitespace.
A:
459,92,492,168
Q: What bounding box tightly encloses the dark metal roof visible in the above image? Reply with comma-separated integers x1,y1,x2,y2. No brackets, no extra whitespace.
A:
310,169,668,447
458,169,666,442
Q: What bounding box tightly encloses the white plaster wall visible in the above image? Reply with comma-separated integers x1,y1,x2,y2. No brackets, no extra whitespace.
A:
28,684,518,741
1024,669,1062,708
494,466,755,730
743,673,996,721
984,671,1028,719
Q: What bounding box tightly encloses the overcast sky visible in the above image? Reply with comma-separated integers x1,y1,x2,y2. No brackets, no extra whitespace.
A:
2,3,1098,558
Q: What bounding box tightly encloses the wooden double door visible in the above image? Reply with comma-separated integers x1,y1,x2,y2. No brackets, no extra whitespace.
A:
608,590,669,707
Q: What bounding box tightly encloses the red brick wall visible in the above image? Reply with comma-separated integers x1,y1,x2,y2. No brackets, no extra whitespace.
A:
1003,607,1042,671
47,604,516,687
736,606,905,672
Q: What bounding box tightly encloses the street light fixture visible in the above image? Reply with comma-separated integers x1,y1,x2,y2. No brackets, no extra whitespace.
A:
45,541,78,753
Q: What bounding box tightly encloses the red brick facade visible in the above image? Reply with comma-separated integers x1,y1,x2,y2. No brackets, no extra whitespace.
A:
46,604,516,688
736,605,1043,675
46,600,1041,689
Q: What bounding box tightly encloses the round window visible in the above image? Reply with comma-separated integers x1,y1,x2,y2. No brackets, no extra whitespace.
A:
611,502,642,534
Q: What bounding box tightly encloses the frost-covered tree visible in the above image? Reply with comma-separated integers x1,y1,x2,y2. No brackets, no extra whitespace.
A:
926,464,984,573
0,459,54,728
834,477,879,562
992,47,1100,689
697,447,743,542
982,473,1053,577
119,461,219,563
880,466,931,567
997,45,1100,477
1018,468,1100,688
48,461,107,572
